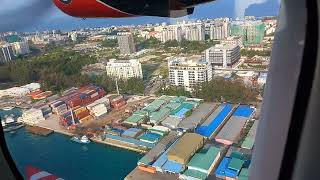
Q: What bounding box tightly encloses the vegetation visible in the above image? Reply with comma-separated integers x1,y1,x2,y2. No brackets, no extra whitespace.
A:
193,78,258,104
156,86,191,97
138,37,161,49
101,39,118,48
241,49,271,58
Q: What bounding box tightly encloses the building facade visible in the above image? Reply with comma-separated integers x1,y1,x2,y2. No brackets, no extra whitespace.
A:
168,56,212,91
209,22,229,40
185,25,205,41
230,20,265,46
105,59,143,79
160,27,183,42
0,45,15,63
203,44,241,68
11,41,30,55
117,34,136,55
220,36,243,48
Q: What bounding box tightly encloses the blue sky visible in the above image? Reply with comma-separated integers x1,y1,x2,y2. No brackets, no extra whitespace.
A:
0,0,280,32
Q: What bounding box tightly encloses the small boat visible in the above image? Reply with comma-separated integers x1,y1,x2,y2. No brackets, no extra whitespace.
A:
1,120,5,127
5,115,15,125
71,135,90,144
2,106,14,111
3,123,25,133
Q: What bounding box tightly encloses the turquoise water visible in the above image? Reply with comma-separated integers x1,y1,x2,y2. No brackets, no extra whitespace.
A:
4,121,142,180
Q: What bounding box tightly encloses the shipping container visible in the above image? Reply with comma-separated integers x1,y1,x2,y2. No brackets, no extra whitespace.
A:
80,115,93,124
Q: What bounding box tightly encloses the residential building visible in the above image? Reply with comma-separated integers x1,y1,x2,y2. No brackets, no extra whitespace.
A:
185,25,205,41
220,36,243,48
230,20,265,46
209,21,229,40
203,44,241,68
0,44,15,63
70,32,78,42
11,41,30,55
168,56,212,91
160,27,183,42
105,59,143,79
117,34,136,55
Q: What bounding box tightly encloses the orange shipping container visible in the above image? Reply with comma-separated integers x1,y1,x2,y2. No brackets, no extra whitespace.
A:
74,107,87,115
138,165,156,174
80,115,93,124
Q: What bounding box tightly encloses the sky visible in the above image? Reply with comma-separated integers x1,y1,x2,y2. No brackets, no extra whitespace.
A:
0,0,280,32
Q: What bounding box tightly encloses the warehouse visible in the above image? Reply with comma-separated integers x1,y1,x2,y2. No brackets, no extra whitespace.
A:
143,99,167,112
169,102,194,118
167,133,204,164
181,145,223,180
215,105,254,145
161,116,182,129
241,120,259,150
149,126,170,136
124,114,146,126
149,108,171,124
139,132,162,144
178,102,217,131
121,128,144,138
138,131,179,166
196,103,234,138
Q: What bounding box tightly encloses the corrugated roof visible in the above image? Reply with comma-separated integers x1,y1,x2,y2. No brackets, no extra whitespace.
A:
196,104,233,138
143,99,167,112
170,96,186,103
241,137,255,150
228,158,244,172
183,169,207,180
170,102,194,116
178,102,216,130
167,133,204,164
215,157,238,178
161,116,182,129
133,110,149,116
163,102,181,111
187,146,220,172
215,116,247,144
238,168,249,180
149,108,171,124
233,105,254,118
139,132,161,143
125,114,145,124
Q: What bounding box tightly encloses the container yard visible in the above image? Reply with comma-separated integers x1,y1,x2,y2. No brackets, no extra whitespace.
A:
0,81,260,180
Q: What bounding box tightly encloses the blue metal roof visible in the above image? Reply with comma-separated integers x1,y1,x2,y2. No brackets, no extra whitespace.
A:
215,157,238,178
196,104,233,137
232,105,254,118
162,160,184,173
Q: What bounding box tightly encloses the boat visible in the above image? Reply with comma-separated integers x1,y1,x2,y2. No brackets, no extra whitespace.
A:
1,120,5,127
2,106,14,111
3,123,25,133
71,135,90,144
5,115,15,125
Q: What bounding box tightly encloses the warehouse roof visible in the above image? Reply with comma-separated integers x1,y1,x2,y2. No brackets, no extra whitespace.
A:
163,102,181,111
187,146,220,172
158,95,174,102
150,108,171,124
238,168,249,180
170,96,186,103
143,99,167,112
133,110,149,116
232,105,254,118
161,116,182,129
139,132,161,143
162,160,185,173
241,137,255,150
178,102,216,130
183,169,207,180
215,116,247,144
228,158,244,173
247,120,259,137
167,133,204,164
196,104,233,138
125,114,145,124
170,102,194,116
215,157,238,178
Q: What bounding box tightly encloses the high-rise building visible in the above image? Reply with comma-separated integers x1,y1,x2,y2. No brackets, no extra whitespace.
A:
11,41,30,55
160,27,183,42
117,34,136,55
209,21,229,40
0,45,15,63
185,25,205,41
230,20,265,46
203,44,241,68
168,56,212,91
70,32,78,42
106,59,143,79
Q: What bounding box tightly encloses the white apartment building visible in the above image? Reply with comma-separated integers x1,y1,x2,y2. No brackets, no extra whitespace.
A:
220,36,243,48
168,56,212,91
185,25,205,41
106,59,143,79
11,41,30,55
203,44,241,68
209,22,229,40
0,44,14,63
160,27,183,42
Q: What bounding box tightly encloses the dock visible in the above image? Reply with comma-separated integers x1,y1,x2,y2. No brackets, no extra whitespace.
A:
125,167,178,180
26,126,53,136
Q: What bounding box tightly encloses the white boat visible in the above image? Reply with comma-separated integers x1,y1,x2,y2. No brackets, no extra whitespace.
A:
5,115,15,124
2,106,14,111
71,135,90,144
1,120,5,127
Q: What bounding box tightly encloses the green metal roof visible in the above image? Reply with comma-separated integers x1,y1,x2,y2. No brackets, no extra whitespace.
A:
228,158,245,172
125,114,145,123
143,99,167,112
158,95,174,102
133,110,149,117
183,169,207,180
241,136,255,149
170,96,186,103
170,102,194,115
238,168,249,180
187,146,220,171
163,102,181,111
5,35,22,43
150,108,170,123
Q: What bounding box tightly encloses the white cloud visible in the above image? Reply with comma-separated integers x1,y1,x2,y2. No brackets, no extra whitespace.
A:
234,0,267,19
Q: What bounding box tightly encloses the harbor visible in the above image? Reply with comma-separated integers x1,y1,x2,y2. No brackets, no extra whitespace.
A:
1,83,260,180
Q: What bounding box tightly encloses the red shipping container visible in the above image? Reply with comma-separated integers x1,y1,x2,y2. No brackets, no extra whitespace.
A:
67,97,82,108
76,111,90,119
